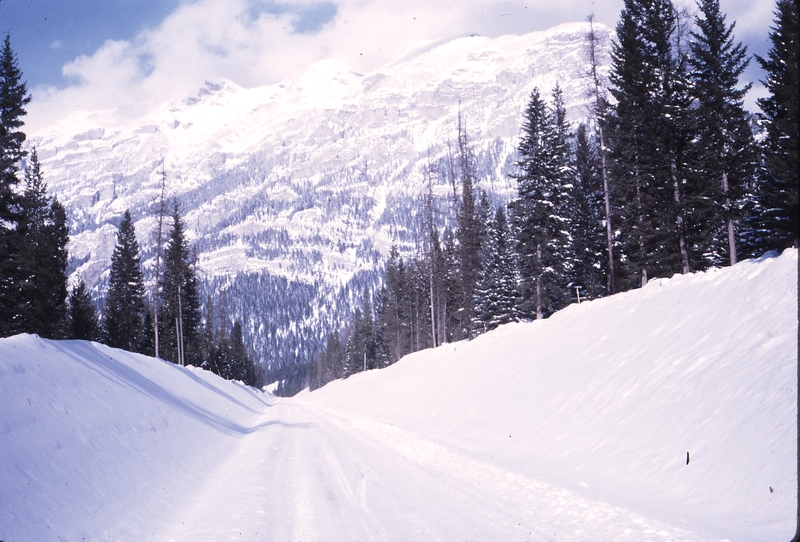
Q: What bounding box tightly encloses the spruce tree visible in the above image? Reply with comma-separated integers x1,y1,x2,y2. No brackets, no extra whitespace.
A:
67,279,98,341
586,15,618,294
510,87,569,319
573,123,608,300
474,206,518,332
345,291,376,373
158,202,202,365
454,113,482,338
608,0,694,286
12,149,69,337
228,321,256,385
689,0,756,267
752,0,799,252
0,34,30,336
102,210,148,352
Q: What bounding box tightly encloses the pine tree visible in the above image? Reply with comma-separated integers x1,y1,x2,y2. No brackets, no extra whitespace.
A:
474,206,518,332
228,321,256,385
12,149,69,337
158,202,202,365
689,0,756,267
453,112,482,338
573,123,608,300
586,15,618,294
752,0,799,252
510,87,570,319
67,279,98,341
608,0,694,286
102,210,148,352
0,34,31,336
345,290,376,374
550,84,580,297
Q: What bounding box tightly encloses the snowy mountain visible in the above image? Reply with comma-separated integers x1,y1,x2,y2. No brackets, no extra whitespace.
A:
1,249,795,541
26,22,612,370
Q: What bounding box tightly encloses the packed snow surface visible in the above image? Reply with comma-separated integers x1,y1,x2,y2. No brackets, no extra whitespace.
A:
1,249,797,541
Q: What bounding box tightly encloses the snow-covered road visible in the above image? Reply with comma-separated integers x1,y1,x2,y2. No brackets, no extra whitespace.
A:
1,249,796,541
160,399,708,542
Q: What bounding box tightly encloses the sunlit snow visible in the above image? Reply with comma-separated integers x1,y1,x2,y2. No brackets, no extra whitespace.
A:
1,249,796,541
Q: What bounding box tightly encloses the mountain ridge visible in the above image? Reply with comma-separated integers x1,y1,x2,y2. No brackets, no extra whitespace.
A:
26,21,615,369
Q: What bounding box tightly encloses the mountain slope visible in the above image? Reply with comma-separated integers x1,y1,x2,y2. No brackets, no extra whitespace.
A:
1,250,796,541
26,22,613,370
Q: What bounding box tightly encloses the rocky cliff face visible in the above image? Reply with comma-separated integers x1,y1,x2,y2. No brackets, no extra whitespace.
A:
27,22,613,370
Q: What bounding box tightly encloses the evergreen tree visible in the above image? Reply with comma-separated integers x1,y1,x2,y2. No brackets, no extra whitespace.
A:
0,34,31,336
453,113,482,338
752,0,799,252
228,321,256,385
158,202,202,365
474,206,518,332
608,0,694,286
67,279,98,341
510,87,569,319
102,210,148,352
689,0,756,267
345,290,376,375
12,149,69,337
573,123,608,300
586,15,618,294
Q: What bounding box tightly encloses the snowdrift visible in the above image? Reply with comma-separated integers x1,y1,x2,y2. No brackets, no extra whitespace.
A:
303,249,798,540
0,338,274,541
0,250,796,541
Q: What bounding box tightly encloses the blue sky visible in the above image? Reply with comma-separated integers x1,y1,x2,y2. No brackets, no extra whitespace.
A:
0,0,774,133
0,0,339,89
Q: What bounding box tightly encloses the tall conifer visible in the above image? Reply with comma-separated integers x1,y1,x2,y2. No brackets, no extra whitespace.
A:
68,279,98,341
159,202,202,365
689,0,756,267
102,210,148,352
753,0,799,252
0,34,30,336
13,150,69,336
511,87,569,319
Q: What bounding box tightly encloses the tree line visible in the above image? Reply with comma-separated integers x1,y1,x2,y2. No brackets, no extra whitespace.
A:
308,0,798,391
0,34,260,387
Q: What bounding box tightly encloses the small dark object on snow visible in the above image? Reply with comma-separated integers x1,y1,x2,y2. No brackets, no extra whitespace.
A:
770,486,774,493
686,451,690,465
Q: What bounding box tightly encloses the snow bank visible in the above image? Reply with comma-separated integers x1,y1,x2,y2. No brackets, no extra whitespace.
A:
0,338,273,541
303,249,798,541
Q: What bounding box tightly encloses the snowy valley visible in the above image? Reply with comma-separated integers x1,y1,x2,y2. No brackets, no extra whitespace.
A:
27,22,612,372
1,248,796,541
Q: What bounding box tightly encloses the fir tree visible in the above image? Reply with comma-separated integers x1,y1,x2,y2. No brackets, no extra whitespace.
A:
228,321,256,385
608,0,694,286
474,206,518,332
13,149,69,337
102,210,148,352
67,279,98,341
586,15,618,294
0,34,30,336
689,0,756,267
510,87,569,319
752,0,799,252
453,113,482,338
573,123,608,300
158,202,202,365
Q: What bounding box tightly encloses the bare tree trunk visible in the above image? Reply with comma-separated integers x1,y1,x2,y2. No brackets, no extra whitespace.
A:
721,170,737,265
634,169,648,287
587,16,616,294
153,167,167,358
536,242,543,320
426,154,438,348
670,156,691,274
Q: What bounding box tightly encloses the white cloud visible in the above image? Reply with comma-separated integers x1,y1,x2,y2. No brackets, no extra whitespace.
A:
26,0,774,134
